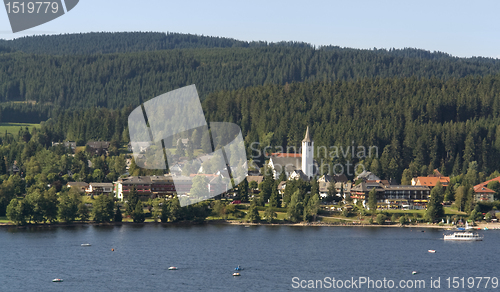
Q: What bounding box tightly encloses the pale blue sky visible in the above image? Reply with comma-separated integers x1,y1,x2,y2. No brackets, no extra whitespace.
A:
1,0,499,58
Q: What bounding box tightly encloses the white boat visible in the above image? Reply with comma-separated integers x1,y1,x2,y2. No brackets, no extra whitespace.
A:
81,243,91,246
52,278,63,282
168,266,178,270
428,250,436,253
444,231,483,241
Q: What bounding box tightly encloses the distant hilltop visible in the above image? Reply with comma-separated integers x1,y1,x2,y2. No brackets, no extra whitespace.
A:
0,31,481,59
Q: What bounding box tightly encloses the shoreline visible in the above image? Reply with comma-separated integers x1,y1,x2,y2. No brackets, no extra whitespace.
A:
1,220,497,230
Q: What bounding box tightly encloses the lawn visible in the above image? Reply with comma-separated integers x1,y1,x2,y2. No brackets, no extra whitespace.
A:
0,122,41,136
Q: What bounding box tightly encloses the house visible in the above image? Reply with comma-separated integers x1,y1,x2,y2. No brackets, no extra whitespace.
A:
350,181,385,209
473,185,495,202
8,164,20,174
86,141,110,155
350,182,430,210
85,182,114,196
472,176,500,202
66,182,89,193
318,174,349,197
355,171,380,182
246,175,264,186
382,185,430,210
52,141,77,152
128,142,150,153
208,176,229,197
268,127,317,180
114,175,179,201
412,176,450,188
289,169,310,181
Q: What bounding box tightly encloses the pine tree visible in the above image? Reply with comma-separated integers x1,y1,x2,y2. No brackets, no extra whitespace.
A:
114,204,122,222
133,201,145,223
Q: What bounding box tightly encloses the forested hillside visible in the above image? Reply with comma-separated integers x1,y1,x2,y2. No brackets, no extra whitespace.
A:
0,32,311,55
2,40,500,108
1,32,500,183
203,76,500,181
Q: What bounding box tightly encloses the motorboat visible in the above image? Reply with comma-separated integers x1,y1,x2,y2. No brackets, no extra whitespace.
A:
444,231,483,241
412,271,417,275
81,243,91,247
235,265,243,271
428,250,436,253
52,278,63,282
233,273,241,276
168,266,178,270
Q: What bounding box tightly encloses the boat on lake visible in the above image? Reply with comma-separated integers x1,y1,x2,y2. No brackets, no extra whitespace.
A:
52,278,63,282
428,250,436,253
168,266,178,270
235,265,243,271
81,243,91,246
444,231,483,241
233,273,241,276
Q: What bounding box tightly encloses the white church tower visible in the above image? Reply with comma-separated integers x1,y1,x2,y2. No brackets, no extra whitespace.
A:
301,126,314,178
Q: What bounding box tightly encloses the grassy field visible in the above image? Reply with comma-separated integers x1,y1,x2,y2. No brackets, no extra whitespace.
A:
0,122,41,136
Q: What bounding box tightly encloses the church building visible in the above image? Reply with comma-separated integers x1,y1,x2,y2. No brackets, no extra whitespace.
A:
268,127,317,180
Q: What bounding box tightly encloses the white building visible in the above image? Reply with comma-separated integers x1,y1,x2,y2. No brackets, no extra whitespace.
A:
268,127,316,180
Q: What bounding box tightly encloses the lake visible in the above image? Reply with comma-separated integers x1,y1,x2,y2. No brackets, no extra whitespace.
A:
0,224,498,291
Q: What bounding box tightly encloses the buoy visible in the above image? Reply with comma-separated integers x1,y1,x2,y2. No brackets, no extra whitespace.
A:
111,248,114,251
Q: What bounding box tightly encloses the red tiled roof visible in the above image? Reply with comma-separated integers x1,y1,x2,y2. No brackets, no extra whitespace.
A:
474,176,500,192
415,176,450,187
474,185,495,193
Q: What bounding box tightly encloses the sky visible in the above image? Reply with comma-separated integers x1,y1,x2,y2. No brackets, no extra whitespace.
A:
1,0,500,58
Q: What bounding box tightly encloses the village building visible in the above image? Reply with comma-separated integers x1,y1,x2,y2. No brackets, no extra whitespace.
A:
350,181,430,210
268,127,317,180
412,176,450,188
472,176,500,202
85,182,114,196
66,181,89,193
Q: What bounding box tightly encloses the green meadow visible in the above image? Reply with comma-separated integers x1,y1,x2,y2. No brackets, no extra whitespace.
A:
0,123,41,136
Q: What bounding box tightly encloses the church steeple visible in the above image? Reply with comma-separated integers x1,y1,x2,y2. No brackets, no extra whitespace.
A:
301,126,314,178
302,126,311,143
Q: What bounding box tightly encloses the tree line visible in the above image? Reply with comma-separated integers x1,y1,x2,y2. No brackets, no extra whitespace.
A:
203,76,500,182
3,37,500,108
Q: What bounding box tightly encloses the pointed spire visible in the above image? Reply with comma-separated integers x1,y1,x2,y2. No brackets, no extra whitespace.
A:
302,126,311,143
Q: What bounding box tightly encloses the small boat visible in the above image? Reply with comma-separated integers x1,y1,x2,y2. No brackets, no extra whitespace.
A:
428,250,436,253
412,271,417,275
52,278,63,282
233,273,241,276
444,231,483,241
81,243,91,247
168,267,178,270
235,265,243,271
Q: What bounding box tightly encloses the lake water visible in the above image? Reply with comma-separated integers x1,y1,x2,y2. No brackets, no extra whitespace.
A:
0,224,498,291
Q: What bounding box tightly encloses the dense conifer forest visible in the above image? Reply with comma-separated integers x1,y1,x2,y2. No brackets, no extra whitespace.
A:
0,32,499,224
0,32,499,180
